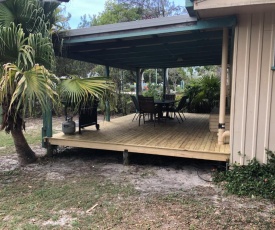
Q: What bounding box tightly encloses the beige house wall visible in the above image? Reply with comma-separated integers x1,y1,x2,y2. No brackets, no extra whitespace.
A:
230,12,275,164
193,1,275,18
194,0,275,10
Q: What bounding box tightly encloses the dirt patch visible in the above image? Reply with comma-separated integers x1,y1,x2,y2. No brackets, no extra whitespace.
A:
98,163,213,193
1,144,215,195
0,154,19,172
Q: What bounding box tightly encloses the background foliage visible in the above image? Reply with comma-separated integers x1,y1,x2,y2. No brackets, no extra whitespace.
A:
184,75,220,113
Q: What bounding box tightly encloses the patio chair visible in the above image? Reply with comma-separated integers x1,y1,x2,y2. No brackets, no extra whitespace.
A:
138,96,159,126
168,96,188,123
164,94,176,116
130,95,140,121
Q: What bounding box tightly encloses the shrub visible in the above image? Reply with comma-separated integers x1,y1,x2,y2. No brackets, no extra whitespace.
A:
142,83,162,99
213,150,275,200
184,75,220,113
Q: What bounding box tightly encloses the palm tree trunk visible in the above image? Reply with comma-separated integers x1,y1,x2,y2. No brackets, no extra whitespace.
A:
11,128,37,166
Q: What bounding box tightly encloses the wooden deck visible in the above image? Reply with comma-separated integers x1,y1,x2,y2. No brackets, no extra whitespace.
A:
48,113,230,161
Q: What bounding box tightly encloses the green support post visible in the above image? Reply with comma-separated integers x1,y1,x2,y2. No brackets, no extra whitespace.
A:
105,65,110,122
42,103,52,148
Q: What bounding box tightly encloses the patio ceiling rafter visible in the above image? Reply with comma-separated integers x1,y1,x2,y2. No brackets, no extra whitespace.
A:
55,15,236,70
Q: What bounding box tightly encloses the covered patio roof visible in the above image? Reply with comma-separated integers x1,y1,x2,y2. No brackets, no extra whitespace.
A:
56,14,236,70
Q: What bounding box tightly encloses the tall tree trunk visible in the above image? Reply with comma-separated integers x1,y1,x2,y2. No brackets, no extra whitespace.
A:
11,128,37,166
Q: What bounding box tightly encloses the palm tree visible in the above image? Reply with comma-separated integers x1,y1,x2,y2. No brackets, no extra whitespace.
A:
0,0,60,34
0,1,114,165
0,62,58,164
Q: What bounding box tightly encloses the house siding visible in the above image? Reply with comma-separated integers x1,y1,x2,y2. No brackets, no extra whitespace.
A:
231,12,275,164
194,0,275,10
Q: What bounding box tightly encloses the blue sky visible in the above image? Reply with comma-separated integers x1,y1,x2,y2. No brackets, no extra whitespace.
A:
63,0,186,29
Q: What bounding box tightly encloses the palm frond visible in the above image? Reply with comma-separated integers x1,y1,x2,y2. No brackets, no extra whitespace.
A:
0,0,60,36
0,2,14,27
0,23,35,68
0,63,59,119
59,77,115,108
27,32,55,70
42,1,60,28
0,64,18,104
0,22,55,70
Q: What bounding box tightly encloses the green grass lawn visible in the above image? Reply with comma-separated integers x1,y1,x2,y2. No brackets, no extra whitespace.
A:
0,130,42,156
0,117,62,156
3,173,147,229
0,170,137,229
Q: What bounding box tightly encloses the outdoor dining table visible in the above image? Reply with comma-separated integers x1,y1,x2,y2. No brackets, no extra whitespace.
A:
154,99,177,119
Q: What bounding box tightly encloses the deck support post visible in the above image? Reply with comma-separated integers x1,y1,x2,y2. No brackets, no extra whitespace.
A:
123,149,131,165
218,27,229,145
105,65,110,122
46,144,57,157
136,68,140,97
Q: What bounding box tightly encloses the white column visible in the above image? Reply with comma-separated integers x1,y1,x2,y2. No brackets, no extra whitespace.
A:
163,68,167,99
136,68,140,97
218,28,229,145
